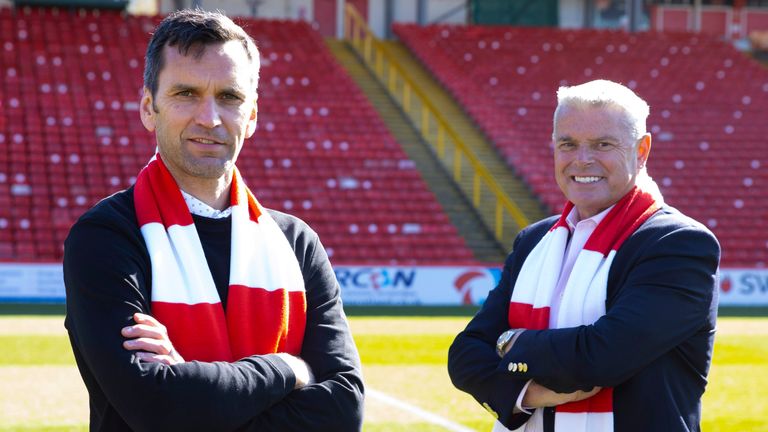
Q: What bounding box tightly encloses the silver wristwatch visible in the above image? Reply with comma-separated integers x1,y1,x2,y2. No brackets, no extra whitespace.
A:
496,328,522,357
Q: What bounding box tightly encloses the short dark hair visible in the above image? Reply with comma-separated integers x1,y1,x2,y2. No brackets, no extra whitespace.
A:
143,9,260,98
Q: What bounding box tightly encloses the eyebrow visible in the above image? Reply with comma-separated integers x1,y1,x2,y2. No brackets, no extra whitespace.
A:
589,136,620,143
166,83,249,97
167,83,195,94
555,135,620,143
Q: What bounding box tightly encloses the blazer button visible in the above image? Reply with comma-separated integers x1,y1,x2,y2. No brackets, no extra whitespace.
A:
508,362,518,372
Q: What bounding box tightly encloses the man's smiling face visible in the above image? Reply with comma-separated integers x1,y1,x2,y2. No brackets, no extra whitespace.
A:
553,104,650,219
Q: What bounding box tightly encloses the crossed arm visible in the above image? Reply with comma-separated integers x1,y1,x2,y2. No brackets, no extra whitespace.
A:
447,239,596,428
121,312,314,386
494,331,600,410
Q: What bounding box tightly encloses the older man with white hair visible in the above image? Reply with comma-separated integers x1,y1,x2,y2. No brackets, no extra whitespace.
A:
448,80,719,432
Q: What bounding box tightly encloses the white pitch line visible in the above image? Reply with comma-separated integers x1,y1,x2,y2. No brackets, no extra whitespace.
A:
367,387,476,432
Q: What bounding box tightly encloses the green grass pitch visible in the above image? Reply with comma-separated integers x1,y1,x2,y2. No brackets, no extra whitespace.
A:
0,306,766,431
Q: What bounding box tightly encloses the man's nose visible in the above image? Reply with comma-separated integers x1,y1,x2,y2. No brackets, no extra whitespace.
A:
575,146,594,165
195,97,222,128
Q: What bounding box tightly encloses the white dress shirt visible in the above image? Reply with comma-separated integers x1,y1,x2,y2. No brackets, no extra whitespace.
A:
181,190,232,219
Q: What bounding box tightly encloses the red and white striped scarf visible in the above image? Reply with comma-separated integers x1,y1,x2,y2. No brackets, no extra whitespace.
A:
134,155,306,362
499,186,661,432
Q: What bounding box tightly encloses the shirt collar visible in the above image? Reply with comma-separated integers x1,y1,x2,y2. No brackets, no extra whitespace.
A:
565,204,614,231
180,190,232,219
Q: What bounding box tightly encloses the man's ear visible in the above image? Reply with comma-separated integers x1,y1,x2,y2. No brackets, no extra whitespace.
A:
637,133,652,169
244,96,258,139
140,87,156,132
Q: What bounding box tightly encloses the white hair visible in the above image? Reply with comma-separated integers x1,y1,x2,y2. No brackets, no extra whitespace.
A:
553,79,650,141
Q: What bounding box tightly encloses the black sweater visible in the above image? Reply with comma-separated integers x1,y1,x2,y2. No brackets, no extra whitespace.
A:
64,188,364,431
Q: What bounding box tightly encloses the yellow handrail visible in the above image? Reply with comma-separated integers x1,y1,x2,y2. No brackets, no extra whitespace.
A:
343,4,529,245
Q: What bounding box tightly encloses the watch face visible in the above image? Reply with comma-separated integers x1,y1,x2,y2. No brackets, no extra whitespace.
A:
497,329,514,356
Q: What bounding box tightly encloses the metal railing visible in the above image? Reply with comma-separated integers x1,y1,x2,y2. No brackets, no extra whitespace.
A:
343,4,529,246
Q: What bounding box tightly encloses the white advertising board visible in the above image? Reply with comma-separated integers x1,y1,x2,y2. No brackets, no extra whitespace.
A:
0,262,504,306
717,268,768,306
0,263,766,307
334,265,502,306
0,263,65,303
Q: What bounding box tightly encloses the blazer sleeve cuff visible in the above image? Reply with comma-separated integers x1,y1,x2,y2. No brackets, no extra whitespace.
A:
475,376,532,430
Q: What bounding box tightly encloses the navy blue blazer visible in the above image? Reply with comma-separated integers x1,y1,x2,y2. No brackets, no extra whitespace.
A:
448,205,720,431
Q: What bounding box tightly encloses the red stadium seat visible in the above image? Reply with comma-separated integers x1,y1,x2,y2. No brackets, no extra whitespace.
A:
0,7,475,264
394,23,768,268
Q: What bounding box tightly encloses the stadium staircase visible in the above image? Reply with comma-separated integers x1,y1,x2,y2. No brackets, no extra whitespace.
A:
394,23,768,268
0,7,480,264
375,40,549,226
342,5,548,252
326,39,506,263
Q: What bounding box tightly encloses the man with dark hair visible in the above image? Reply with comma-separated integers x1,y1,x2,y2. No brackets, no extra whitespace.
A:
448,80,719,432
64,10,364,431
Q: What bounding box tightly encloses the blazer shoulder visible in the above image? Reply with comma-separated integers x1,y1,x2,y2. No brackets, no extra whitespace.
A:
502,215,560,268
514,215,560,249
615,204,721,269
635,205,719,245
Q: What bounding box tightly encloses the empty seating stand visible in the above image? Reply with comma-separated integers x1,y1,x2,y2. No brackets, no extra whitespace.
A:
0,7,475,264
395,23,768,268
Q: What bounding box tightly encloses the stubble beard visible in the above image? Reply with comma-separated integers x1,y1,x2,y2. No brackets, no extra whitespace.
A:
158,135,237,183
178,146,235,179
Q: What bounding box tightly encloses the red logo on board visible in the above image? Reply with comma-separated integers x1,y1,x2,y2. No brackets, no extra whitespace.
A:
720,276,732,293
454,270,487,305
